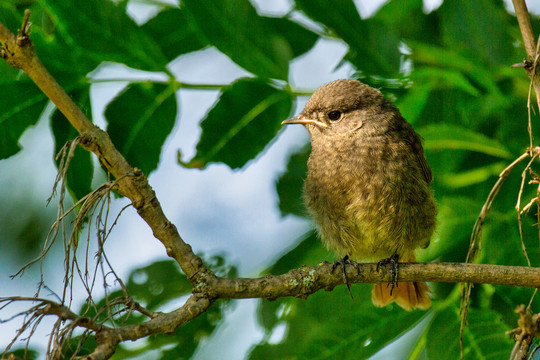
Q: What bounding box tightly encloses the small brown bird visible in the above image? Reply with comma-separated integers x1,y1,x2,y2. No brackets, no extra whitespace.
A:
282,79,436,310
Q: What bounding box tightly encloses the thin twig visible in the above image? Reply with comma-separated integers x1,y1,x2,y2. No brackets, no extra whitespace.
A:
466,151,531,263
0,9,207,284
516,155,537,267
460,150,534,359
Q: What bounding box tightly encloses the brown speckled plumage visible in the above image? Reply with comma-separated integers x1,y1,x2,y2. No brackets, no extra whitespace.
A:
284,79,437,310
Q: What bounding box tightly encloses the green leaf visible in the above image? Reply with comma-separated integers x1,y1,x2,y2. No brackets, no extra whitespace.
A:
409,42,500,95
51,88,94,202
261,17,318,59
60,335,97,359
413,68,481,97
256,231,425,359
21,6,99,79
421,196,481,263
396,68,480,124
0,5,97,162
258,232,324,332
102,257,234,359
124,256,236,311
4,348,39,360
397,85,433,124
142,7,209,62
0,1,28,34
439,0,515,66
114,299,229,360
295,0,401,76
266,232,326,276
106,82,177,175
426,306,512,360
374,0,439,45
440,162,506,189
126,260,192,310
419,124,513,159
182,0,291,79
276,144,309,217
251,283,427,359
42,0,167,71
185,78,292,169
0,79,48,159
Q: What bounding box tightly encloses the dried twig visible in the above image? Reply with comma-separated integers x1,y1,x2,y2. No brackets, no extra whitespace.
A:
0,9,207,284
459,146,540,358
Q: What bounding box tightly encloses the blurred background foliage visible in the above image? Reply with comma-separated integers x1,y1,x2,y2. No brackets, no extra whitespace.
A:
1,0,540,359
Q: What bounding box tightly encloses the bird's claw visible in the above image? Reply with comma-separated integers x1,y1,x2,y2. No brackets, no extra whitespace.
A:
332,255,355,299
376,253,399,295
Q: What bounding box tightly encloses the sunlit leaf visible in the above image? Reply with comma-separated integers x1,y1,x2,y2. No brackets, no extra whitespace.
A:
419,124,513,159
410,42,500,95
440,162,506,189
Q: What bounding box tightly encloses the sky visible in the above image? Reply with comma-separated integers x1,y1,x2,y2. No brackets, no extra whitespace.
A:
1,0,540,359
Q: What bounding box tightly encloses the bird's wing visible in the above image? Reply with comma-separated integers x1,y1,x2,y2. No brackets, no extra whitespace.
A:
411,134,433,184
398,119,433,184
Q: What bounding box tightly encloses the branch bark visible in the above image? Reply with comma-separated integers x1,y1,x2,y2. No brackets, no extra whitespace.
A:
208,262,540,300
82,295,212,360
512,0,540,106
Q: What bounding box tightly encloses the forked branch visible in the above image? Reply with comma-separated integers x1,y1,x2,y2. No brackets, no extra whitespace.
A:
2,8,540,360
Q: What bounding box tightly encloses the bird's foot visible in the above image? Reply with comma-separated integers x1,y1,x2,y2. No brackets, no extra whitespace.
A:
332,255,355,299
376,253,400,296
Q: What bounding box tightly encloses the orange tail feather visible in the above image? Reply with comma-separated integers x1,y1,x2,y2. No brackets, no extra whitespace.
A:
372,282,431,311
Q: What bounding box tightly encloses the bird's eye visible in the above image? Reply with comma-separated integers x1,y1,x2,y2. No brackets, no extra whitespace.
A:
327,110,341,121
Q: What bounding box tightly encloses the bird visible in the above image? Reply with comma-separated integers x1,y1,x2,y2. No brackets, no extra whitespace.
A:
282,79,436,310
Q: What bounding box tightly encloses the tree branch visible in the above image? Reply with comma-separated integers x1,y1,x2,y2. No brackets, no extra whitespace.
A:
0,12,208,284
512,0,540,107
513,0,537,57
6,262,538,359
81,295,212,360
3,9,540,360
207,262,540,300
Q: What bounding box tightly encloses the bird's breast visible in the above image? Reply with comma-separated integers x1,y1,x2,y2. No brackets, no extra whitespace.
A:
303,134,435,260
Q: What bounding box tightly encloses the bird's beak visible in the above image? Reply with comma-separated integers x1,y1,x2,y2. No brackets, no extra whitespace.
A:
281,115,328,128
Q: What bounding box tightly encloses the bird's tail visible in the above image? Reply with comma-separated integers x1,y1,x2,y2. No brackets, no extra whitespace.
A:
371,253,431,311
372,281,431,311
